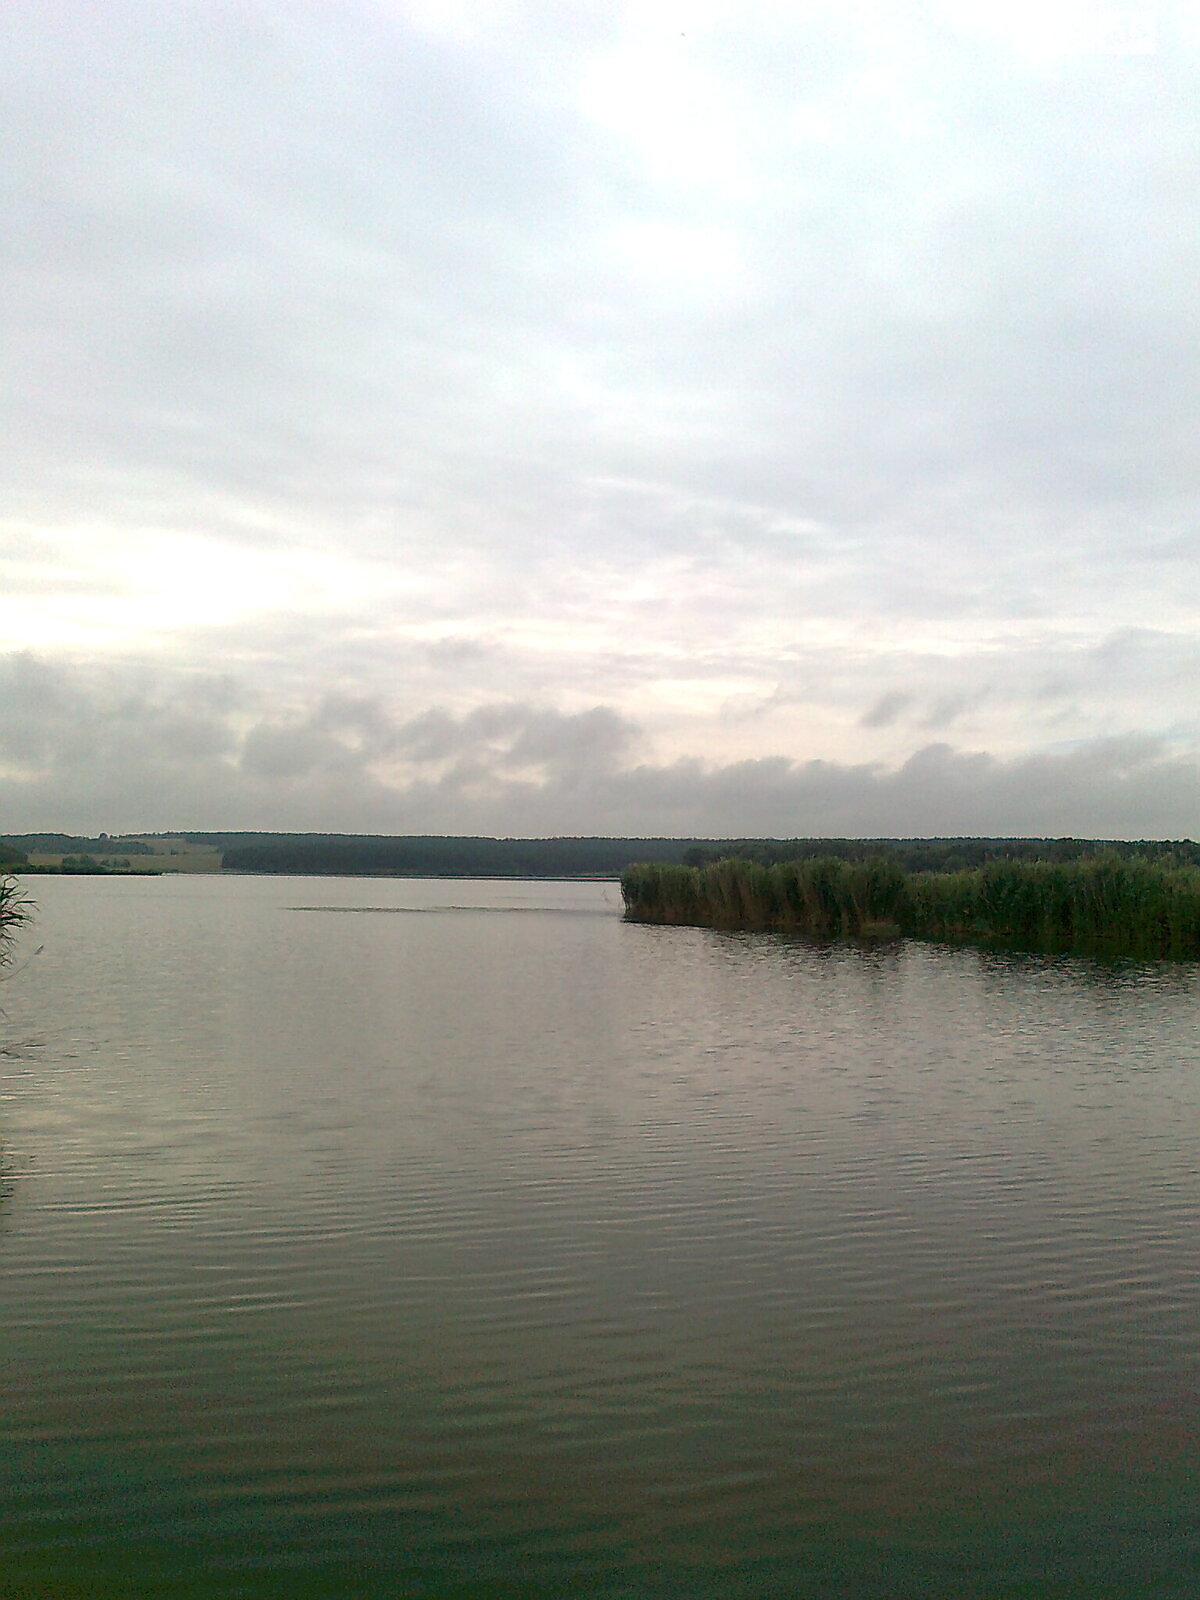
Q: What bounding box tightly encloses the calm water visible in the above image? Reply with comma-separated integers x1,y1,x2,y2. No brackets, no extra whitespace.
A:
1,873,1198,1598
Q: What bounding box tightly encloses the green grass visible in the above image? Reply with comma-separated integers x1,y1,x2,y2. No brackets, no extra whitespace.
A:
621,854,1200,959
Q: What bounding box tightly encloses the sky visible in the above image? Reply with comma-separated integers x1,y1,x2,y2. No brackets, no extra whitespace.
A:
2,0,1198,839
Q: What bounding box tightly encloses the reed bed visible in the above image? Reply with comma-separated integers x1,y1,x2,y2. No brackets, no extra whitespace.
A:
621,855,1200,959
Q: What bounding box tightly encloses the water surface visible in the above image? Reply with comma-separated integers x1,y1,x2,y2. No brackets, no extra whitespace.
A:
1,873,1198,1597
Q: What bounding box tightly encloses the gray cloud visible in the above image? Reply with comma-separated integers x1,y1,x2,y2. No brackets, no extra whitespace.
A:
861,692,913,729
0,654,1194,841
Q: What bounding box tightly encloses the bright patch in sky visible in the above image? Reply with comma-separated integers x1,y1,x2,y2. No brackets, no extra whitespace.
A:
954,0,1160,60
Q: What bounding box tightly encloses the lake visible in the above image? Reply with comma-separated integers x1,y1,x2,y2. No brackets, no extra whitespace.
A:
1,872,1198,1598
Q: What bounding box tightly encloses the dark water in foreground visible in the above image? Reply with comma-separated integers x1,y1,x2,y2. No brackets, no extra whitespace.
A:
1,874,1197,1598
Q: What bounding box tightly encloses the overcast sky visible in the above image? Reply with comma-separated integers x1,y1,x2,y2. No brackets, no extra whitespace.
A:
3,0,1197,838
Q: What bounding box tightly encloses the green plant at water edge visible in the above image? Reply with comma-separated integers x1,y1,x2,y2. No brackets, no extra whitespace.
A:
905,856,1200,956
621,855,909,938
0,874,31,965
621,855,1200,958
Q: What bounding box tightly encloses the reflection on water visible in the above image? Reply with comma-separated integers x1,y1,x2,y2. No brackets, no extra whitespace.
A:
1,874,1198,1598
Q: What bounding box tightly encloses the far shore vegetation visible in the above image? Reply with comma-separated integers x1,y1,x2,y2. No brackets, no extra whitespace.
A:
3,831,1198,881
621,854,1200,960
4,830,1198,957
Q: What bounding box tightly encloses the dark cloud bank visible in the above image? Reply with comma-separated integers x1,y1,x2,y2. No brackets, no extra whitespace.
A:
3,654,1195,841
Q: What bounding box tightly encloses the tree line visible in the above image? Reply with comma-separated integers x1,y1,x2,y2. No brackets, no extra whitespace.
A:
198,834,701,876
3,832,1197,879
679,837,1200,872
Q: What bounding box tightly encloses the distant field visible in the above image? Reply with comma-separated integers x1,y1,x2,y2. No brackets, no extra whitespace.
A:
27,838,223,873
129,838,223,871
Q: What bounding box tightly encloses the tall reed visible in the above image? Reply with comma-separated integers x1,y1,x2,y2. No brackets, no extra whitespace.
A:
621,856,908,938
0,875,30,965
906,856,1200,957
621,855,1200,958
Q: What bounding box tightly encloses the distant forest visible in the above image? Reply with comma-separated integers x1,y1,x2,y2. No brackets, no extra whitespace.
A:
200,832,1200,876
197,834,697,876
675,836,1200,872
5,832,1198,877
